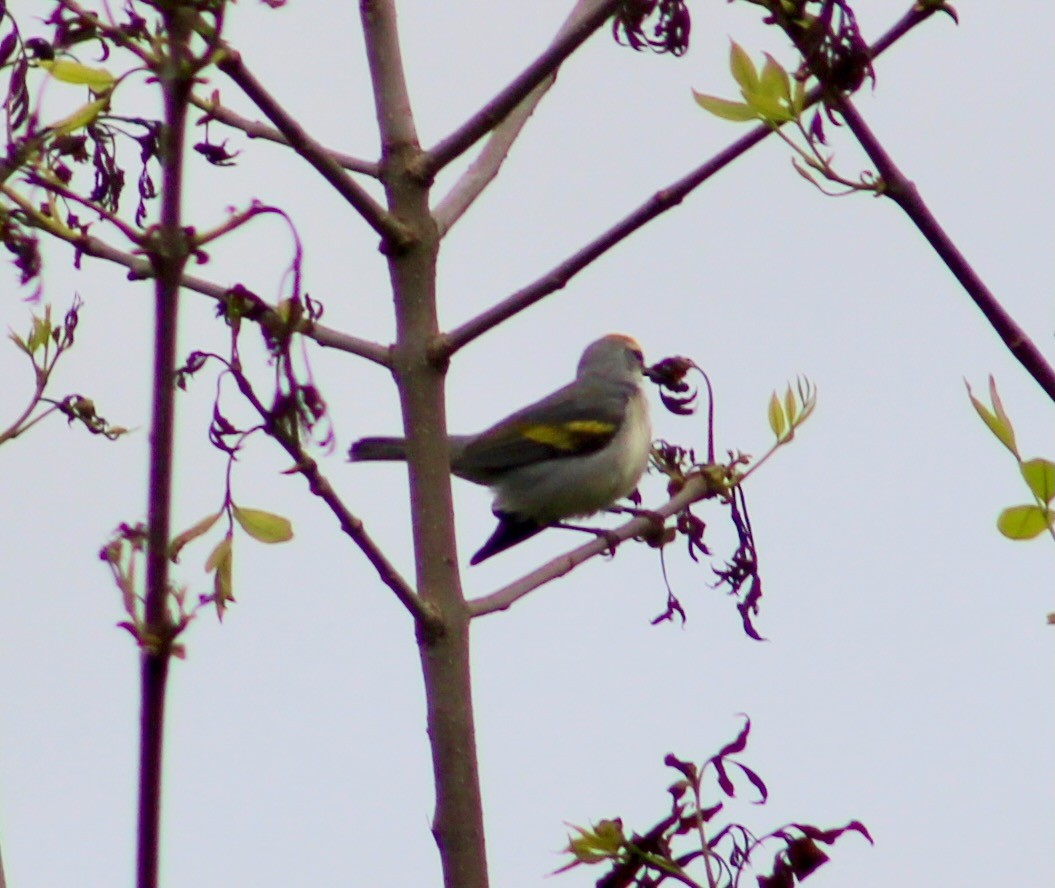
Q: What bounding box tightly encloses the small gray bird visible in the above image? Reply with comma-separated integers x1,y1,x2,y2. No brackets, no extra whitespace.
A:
349,334,652,564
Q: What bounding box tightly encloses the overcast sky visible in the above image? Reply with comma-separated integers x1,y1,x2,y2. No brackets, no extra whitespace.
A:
1,2,1051,887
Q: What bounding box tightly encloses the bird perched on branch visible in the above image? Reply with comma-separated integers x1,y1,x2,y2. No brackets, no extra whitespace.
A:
349,333,652,565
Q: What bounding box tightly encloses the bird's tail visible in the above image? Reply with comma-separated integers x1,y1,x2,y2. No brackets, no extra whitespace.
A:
470,512,544,565
348,437,408,461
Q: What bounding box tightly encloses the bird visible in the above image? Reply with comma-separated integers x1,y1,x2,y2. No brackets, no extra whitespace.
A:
349,334,653,565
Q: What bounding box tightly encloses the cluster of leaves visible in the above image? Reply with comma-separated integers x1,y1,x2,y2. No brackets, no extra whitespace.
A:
647,378,816,639
3,300,127,445
558,718,871,887
102,494,294,644
967,378,1055,546
693,42,878,196
0,6,163,287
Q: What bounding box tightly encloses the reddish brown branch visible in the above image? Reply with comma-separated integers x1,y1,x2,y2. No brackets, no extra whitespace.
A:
440,4,941,357
215,48,414,250
469,473,713,617
834,98,1055,402
415,0,621,179
191,93,379,176
138,11,194,887
228,368,436,630
44,231,391,366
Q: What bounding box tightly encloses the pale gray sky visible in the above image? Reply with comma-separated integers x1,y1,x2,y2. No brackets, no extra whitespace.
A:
1,2,1051,887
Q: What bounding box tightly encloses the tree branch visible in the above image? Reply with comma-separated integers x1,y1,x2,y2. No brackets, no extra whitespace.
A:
433,0,610,235
228,366,437,630
360,0,420,154
215,48,414,250
415,0,621,179
190,92,379,176
834,98,1055,402
137,9,196,886
0,213,391,366
439,4,940,357
469,473,714,618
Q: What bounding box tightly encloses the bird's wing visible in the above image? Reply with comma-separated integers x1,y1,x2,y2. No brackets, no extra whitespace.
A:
454,379,631,478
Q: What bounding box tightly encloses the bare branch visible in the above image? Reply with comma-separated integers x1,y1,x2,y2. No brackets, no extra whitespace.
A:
417,0,621,179
190,92,379,176
433,0,610,235
834,98,1055,403
228,367,437,630
440,5,940,358
360,0,420,154
469,473,713,618
215,48,414,250
6,219,391,366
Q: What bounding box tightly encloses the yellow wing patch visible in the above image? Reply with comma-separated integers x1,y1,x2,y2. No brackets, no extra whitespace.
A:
519,420,616,452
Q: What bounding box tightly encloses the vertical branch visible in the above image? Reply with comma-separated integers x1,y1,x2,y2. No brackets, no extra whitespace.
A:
361,2,489,887
138,10,194,888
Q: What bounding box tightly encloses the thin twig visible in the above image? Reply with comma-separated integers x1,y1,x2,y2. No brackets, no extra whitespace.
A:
215,48,414,250
190,93,379,176
469,473,713,618
834,98,1055,402
439,4,940,358
0,213,391,365
416,0,621,179
433,0,614,234
227,366,438,631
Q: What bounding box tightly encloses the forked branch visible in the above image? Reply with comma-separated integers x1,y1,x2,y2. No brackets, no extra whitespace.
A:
439,4,940,357
415,0,622,179
215,48,414,250
470,472,715,617
433,0,616,235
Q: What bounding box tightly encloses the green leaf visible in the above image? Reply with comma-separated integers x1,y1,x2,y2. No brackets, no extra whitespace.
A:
741,88,793,123
729,41,759,94
27,314,52,353
996,504,1053,540
784,385,798,425
965,378,1018,457
691,90,758,122
48,97,109,135
233,506,294,543
205,533,232,572
1020,458,1055,504
40,59,115,90
767,391,786,439
760,54,792,103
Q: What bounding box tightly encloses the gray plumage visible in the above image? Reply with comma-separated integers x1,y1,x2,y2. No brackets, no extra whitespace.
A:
349,334,652,563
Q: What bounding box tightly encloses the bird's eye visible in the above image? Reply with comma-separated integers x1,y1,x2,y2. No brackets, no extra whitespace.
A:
631,348,644,365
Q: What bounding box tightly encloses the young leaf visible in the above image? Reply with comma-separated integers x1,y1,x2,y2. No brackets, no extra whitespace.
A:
40,59,115,90
965,380,1018,457
784,384,798,426
742,88,794,123
1020,458,1055,504
692,90,758,122
996,505,1053,540
729,41,759,94
169,511,221,562
48,97,109,135
233,506,294,543
768,391,787,439
205,533,232,571
760,54,792,103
